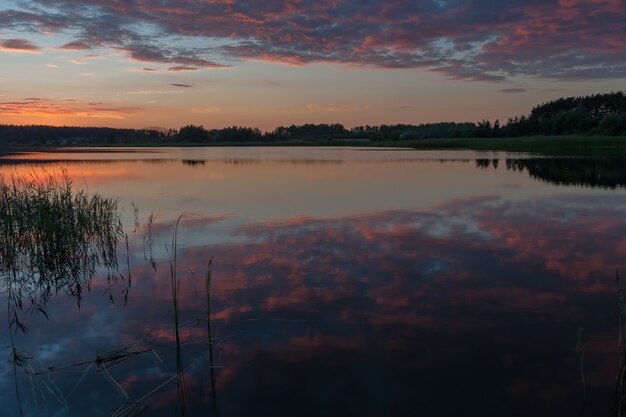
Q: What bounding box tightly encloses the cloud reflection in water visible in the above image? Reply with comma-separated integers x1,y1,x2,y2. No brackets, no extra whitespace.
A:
3,192,626,416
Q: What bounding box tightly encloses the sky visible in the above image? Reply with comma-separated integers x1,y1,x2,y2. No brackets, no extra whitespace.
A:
0,0,625,131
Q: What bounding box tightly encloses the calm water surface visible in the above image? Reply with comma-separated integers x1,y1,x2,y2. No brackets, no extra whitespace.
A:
1,147,626,416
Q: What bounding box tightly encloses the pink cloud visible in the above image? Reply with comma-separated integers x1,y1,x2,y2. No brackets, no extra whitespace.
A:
0,0,625,80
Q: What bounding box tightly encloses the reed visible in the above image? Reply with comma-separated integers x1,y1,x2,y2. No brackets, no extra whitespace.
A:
576,327,587,409
2,175,216,415
143,213,157,270
206,259,219,416
1,170,124,416
616,270,626,416
169,216,188,416
1,171,124,330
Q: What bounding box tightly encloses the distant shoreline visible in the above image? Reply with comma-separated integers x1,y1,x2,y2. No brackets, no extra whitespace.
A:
2,135,626,156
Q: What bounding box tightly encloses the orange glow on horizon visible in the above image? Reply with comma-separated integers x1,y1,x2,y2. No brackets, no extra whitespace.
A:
0,98,141,121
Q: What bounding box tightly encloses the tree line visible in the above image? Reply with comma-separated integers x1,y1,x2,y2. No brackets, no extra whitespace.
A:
1,92,626,146
0,125,174,146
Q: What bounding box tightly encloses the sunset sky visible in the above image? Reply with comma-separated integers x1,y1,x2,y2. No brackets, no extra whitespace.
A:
0,0,625,130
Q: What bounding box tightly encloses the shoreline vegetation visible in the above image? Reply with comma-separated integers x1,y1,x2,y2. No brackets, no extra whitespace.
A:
0,171,126,415
1,92,626,155
1,173,217,415
4,136,626,157
374,135,626,155
0,172,124,332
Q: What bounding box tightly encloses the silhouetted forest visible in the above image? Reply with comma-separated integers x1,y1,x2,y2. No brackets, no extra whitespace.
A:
0,125,175,146
1,92,625,146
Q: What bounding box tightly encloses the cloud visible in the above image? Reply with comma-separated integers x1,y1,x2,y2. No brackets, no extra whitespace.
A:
499,88,527,94
128,67,159,72
171,83,194,88
0,38,41,53
1,0,626,80
69,59,87,65
58,40,92,51
121,43,229,69
168,66,198,72
0,97,140,119
121,90,184,95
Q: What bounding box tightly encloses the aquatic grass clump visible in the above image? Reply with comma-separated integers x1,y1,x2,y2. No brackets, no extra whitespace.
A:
0,171,124,331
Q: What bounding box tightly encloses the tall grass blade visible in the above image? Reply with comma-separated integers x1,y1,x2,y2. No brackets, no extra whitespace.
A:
169,216,187,416
206,259,219,416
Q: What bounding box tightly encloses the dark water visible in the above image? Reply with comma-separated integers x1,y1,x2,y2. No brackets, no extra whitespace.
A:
1,147,626,416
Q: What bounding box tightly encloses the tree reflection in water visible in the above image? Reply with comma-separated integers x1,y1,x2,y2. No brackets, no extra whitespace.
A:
476,157,626,189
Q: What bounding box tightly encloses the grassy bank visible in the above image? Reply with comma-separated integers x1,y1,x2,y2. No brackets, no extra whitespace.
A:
373,135,626,155
85,135,626,156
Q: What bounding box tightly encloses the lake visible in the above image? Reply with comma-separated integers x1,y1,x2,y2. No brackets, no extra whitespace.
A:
1,147,626,416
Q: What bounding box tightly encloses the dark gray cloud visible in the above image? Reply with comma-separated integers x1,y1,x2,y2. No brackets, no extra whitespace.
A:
58,40,92,50
170,83,193,88
499,88,526,94
1,0,626,80
0,37,41,52
168,66,198,72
